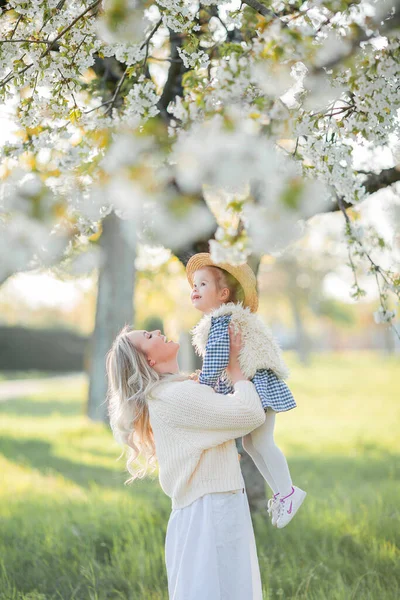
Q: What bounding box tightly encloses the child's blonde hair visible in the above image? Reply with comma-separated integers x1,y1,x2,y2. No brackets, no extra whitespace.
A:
106,325,184,482
206,266,245,305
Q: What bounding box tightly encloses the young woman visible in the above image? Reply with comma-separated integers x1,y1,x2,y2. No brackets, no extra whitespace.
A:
106,325,266,600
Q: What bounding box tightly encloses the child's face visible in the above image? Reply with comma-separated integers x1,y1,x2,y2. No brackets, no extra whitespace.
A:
191,268,229,314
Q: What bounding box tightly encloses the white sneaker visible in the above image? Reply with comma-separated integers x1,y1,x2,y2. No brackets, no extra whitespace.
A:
267,493,280,526
276,486,307,529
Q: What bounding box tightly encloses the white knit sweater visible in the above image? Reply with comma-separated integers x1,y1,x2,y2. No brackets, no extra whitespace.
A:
148,379,265,509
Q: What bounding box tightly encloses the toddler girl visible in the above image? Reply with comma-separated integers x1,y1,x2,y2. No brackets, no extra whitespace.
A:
186,253,306,528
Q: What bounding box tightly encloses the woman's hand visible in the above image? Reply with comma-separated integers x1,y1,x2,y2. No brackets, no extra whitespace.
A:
226,324,246,384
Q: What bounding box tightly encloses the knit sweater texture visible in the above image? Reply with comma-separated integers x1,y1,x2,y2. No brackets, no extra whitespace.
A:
148,379,266,509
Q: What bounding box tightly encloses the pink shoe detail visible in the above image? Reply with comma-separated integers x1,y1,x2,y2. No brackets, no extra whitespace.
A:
276,486,307,530
280,487,295,501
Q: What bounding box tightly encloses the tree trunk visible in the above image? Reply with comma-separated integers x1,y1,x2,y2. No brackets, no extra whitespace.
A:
178,330,198,374
288,287,310,365
382,325,395,355
284,258,310,365
87,212,136,421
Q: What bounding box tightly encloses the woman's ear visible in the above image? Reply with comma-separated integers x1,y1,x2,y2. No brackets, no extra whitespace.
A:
148,358,156,367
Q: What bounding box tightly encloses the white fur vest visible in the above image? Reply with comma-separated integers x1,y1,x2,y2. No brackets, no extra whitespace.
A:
191,303,290,380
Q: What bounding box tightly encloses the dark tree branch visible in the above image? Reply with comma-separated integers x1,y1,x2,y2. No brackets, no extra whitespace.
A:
41,0,101,57
0,39,52,44
174,238,216,267
241,0,278,19
39,0,68,34
360,166,400,196
0,62,33,88
105,67,128,115
328,166,400,212
103,18,162,116
91,55,123,85
140,18,162,71
10,14,23,39
157,29,187,118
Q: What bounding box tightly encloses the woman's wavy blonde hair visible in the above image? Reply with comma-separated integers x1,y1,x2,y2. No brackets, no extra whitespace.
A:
106,324,184,483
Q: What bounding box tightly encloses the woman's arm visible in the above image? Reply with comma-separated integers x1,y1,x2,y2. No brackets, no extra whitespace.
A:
156,325,265,449
158,379,265,450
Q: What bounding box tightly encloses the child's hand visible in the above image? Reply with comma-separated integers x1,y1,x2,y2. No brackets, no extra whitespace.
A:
226,324,246,384
189,369,201,382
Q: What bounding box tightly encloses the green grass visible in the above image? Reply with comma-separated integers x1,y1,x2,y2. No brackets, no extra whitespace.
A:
0,352,399,599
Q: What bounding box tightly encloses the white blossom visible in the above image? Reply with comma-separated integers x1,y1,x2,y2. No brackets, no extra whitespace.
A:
373,307,397,324
177,47,210,70
209,238,251,266
0,0,398,317
144,199,216,253
123,80,160,122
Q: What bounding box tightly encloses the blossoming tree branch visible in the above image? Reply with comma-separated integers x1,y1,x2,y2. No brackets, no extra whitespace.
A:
0,0,399,336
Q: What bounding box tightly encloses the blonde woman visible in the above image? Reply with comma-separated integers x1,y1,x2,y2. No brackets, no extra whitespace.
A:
106,325,266,600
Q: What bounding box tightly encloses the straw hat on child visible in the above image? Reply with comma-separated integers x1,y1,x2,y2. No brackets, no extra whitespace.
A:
186,253,259,313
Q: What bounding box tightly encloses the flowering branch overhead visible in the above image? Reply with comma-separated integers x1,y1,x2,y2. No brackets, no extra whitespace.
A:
0,0,399,330
0,0,101,89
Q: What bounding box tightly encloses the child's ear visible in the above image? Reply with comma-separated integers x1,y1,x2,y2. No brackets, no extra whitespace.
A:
221,287,230,302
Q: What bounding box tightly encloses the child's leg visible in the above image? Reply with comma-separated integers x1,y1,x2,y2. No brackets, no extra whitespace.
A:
249,410,293,498
242,433,278,495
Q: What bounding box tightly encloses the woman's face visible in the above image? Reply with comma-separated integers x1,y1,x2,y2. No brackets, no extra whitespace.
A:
128,330,179,366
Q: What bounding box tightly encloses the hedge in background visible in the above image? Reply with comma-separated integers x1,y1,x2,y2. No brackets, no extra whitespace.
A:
0,327,88,371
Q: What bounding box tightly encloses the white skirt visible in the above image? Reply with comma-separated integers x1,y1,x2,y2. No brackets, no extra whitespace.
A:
165,489,263,600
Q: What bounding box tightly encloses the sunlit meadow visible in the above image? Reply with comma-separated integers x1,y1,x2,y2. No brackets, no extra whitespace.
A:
0,352,399,600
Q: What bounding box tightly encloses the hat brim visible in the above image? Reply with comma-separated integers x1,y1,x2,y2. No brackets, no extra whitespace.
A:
186,253,259,313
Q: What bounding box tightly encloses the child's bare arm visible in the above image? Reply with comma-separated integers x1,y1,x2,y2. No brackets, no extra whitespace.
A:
226,325,246,384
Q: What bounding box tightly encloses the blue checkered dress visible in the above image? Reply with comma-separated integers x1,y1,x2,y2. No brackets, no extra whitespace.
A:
198,314,296,412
